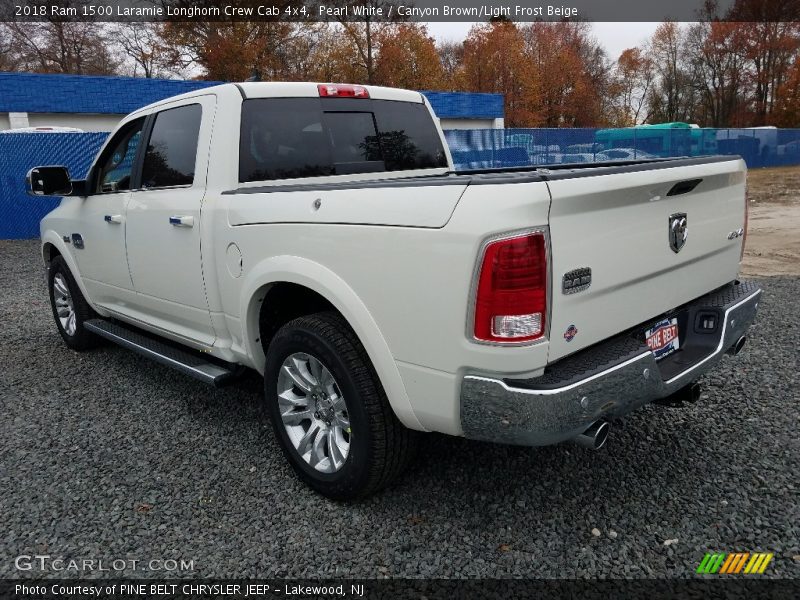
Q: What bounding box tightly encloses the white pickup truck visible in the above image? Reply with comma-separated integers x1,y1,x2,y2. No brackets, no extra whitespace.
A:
29,82,761,499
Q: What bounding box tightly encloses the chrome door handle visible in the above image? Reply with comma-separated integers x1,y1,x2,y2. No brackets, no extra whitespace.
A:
169,216,194,228
104,214,123,224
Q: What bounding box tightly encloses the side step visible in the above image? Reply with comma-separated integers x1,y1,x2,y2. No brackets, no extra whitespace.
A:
84,319,239,386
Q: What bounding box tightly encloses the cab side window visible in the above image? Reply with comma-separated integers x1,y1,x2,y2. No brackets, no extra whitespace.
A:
95,118,144,194
141,104,202,189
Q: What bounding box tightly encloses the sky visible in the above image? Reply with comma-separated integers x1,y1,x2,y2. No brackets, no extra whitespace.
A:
424,22,661,61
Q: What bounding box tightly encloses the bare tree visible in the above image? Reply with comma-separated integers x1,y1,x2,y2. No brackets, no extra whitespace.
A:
684,22,746,127
437,40,464,89
0,23,19,71
329,0,402,84
609,47,655,126
111,23,174,79
645,22,698,123
6,20,118,75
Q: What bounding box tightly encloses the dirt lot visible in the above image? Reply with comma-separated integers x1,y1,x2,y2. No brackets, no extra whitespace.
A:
742,166,800,277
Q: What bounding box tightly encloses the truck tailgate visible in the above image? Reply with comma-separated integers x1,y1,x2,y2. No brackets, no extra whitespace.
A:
545,157,746,361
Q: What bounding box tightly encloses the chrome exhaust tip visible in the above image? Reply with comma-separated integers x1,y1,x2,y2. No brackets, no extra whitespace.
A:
573,421,610,450
727,336,747,356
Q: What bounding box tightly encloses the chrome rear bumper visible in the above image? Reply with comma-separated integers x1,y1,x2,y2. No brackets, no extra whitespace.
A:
460,280,762,446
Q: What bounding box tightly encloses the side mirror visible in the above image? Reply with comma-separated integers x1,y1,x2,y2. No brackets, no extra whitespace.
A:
26,166,73,197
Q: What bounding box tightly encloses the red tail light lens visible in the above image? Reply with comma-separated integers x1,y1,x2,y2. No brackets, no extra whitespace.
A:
317,84,369,98
474,232,548,342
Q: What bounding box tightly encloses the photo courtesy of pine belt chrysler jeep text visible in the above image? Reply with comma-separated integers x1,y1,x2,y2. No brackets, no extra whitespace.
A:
28,82,761,499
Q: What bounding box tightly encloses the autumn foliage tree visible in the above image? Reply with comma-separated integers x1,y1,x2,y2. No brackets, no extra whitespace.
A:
373,24,444,90
159,21,320,82
524,22,609,127
774,57,800,126
307,25,366,83
730,0,800,125
460,20,538,127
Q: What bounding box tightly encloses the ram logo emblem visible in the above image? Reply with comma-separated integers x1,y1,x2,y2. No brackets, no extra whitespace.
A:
669,213,688,253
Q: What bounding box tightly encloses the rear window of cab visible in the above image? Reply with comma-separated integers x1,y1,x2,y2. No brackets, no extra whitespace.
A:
239,97,448,183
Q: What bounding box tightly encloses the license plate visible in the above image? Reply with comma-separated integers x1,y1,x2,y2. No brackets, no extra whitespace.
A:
645,317,680,360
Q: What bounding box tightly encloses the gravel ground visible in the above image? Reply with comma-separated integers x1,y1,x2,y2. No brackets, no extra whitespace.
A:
0,239,798,580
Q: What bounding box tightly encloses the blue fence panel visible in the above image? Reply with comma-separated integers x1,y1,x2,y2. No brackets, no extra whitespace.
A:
445,127,800,171
777,128,800,166
0,132,108,239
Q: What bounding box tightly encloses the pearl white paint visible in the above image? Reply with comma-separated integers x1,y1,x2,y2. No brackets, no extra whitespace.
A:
39,82,747,436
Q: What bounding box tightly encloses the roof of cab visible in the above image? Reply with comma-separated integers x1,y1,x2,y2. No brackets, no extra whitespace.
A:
236,82,423,103
130,82,424,118
130,83,232,115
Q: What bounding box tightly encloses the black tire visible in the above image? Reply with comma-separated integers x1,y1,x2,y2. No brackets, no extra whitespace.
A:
264,312,417,500
47,255,101,351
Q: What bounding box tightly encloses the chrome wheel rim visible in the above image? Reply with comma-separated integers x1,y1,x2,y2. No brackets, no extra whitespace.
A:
277,352,350,473
53,273,77,336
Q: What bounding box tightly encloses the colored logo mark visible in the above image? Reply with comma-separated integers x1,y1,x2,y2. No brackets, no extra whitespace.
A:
696,552,774,574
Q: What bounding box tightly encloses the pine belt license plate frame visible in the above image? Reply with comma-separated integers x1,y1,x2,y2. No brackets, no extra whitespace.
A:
645,317,680,361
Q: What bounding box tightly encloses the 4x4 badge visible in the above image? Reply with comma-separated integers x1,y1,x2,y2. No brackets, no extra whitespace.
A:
669,213,688,253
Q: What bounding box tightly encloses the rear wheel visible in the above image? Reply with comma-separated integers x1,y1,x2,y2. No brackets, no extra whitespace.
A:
47,256,101,351
264,312,417,500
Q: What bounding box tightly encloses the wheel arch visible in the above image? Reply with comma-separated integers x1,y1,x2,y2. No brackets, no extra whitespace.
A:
42,241,61,264
256,282,337,357
40,230,101,314
240,256,425,431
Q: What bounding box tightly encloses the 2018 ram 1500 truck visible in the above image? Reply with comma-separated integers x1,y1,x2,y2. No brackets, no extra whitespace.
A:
29,82,761,499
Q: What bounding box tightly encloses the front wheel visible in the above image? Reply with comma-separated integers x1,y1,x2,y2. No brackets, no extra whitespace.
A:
47,256,101,351
264,312,417,500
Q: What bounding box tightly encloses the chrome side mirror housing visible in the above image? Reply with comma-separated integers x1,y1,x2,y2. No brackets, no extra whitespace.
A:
26,166,73,197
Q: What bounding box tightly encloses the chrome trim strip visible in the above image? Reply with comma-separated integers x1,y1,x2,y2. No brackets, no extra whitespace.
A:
464,351,653,396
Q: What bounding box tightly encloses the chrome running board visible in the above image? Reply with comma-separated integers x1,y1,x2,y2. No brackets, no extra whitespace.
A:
84,319,238,386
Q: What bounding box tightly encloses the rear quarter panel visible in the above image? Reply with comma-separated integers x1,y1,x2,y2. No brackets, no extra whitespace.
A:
217,180,552,434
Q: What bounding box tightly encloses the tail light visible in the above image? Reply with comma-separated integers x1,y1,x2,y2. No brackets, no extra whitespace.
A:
474,232,548,343
318,84,369,98
741,188,749,262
